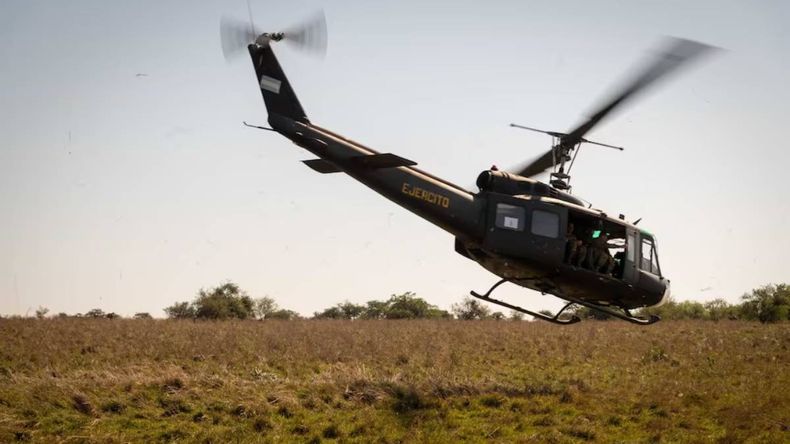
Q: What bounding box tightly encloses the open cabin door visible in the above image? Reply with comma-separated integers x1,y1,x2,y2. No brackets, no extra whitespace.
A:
482,194,567,265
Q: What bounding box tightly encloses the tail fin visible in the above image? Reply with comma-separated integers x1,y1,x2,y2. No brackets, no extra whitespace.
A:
248,43,308,124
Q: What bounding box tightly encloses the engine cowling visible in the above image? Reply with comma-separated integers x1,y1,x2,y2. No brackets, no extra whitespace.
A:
475,170,585,207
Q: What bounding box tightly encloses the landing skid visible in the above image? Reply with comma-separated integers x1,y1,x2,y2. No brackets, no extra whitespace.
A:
471,279,580,325
470,278,660,326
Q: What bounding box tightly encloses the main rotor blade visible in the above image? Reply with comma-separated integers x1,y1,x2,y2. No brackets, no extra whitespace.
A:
510,123,566,138
511,149,555,178
580,138,624,151
562,37,717,146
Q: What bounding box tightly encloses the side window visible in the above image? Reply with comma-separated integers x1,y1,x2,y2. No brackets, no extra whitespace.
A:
531,210,559,238
495,204,524,231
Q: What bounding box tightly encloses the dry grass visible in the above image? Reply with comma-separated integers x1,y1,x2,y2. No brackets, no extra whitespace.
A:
0,319,787,443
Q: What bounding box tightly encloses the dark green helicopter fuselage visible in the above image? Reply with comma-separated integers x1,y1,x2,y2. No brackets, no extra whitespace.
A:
249,43,670,312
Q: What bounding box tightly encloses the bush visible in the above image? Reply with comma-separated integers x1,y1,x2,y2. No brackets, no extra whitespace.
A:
193,283,254,320
703,299,734,321
85,309,106,318
639,298,707,320
451,297,490,320
570,305,612,321
164,302,195,320
164,283,298,321
35,306,49,319
384,292,448,319
740,284,790,323
254,296,277,319
266,309,301,320
313,306,348,319
314,293,450,320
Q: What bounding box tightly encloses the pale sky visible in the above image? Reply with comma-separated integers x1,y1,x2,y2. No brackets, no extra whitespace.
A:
1,0,788,317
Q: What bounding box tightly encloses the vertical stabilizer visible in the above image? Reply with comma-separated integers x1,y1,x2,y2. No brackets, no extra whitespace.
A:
248,43,308,124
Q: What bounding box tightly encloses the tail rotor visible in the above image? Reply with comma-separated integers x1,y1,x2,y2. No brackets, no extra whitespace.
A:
220,9,327,62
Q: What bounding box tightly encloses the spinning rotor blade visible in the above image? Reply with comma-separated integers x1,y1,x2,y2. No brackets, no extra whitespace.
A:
283,10,328,57
562,37,717,147
220,10,328,61
511,37,716,178
512,149,556,179
220,16,258,61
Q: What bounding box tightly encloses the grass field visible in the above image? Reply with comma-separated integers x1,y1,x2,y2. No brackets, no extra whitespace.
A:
0,319,787,443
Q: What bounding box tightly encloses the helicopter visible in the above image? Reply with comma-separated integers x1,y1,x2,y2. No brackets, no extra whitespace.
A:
220,13,716,325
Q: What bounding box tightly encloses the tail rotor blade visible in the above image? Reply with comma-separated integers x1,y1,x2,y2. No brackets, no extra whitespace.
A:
283,10,328,57
220,16,257,61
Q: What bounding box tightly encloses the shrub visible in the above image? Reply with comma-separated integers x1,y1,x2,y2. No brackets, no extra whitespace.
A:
193,283,254,320
164,283,297,321
164,302,195,319
451,297,490,320
266,309,301,320
85,309,105,318
314,292,450,320
35,306,49,319
740,284,790,323
254,296,277,319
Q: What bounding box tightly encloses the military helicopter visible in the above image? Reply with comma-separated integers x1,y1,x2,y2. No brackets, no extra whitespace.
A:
220,12,715,325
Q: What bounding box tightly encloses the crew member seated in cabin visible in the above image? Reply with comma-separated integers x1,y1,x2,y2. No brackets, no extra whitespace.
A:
565,223,583,265
589,231,616,275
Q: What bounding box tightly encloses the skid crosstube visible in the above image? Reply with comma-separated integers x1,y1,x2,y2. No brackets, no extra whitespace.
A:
470,278,660,326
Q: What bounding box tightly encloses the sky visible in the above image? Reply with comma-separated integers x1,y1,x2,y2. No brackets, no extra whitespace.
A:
1,0,788,317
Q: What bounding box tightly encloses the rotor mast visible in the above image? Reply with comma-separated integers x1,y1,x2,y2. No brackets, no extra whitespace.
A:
509,123,624,191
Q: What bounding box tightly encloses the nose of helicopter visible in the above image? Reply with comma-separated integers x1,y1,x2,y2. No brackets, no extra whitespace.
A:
656,279,671,306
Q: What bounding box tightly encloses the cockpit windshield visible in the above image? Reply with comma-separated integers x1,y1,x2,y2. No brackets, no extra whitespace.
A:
639,234,661,276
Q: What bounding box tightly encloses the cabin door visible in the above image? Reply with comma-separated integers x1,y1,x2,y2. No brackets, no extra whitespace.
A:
482,195,567,266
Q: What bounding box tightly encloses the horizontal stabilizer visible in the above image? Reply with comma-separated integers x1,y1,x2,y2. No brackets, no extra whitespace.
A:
303,159,342,174
352,153,417,169
303,153,417,174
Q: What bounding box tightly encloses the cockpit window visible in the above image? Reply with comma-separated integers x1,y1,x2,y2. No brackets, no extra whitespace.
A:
640,236,661,275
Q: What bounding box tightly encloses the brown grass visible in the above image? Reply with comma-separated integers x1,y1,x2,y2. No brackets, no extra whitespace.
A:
0,319,787,442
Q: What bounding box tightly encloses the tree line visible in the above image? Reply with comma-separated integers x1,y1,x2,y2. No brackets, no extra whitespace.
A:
163,281,790,323
162,284,498,321
12,282,789,323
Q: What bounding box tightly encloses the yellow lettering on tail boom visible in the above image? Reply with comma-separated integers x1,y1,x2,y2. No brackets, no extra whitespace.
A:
401,183,450,208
